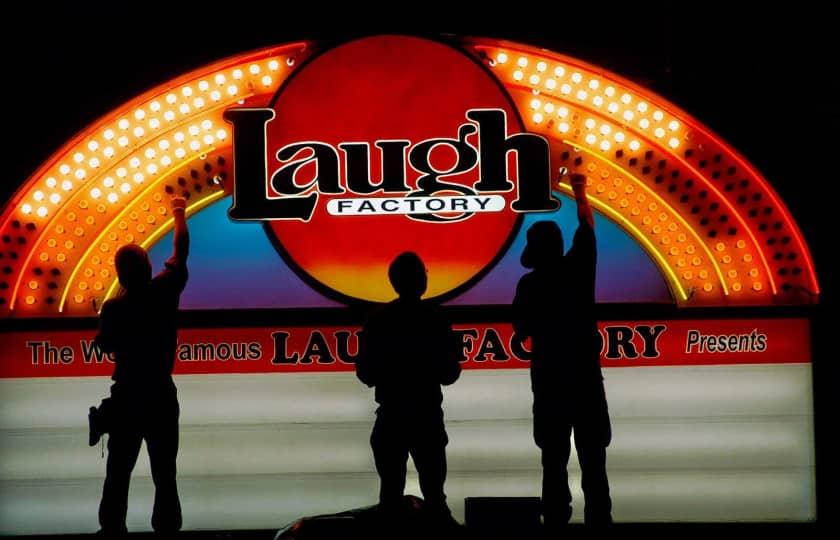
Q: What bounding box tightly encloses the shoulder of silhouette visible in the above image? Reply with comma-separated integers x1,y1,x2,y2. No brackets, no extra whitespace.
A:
424,300,450,321
365,300,391,319
99,296,124,315
515,270,540,293
148,258,188,297
517,269,536,283
361,302,392,334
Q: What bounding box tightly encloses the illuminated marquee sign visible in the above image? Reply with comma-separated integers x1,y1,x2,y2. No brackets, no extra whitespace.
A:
0,33,820,532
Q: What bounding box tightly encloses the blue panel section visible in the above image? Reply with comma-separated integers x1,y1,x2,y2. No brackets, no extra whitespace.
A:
147,202,340,309
148,195,671,309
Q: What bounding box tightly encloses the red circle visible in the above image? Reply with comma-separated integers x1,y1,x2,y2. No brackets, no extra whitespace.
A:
266,35,521,302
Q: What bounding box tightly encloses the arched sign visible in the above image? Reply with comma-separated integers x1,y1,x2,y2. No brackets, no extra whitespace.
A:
0,35,817,534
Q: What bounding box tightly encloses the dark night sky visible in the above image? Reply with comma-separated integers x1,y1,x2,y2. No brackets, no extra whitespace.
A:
1,1,836,520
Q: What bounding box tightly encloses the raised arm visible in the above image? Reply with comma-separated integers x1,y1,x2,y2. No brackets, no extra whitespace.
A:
566,173,597,270
170,196,189,267
570,173,593,228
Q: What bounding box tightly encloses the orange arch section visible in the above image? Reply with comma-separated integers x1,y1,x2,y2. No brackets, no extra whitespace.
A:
0,37,818,317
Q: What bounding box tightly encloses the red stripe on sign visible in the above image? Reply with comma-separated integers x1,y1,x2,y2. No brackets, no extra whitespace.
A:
0,319,810,378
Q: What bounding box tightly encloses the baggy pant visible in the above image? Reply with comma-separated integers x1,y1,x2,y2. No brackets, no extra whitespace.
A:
370,407,449,513
533,379,612,525
98,386,181,534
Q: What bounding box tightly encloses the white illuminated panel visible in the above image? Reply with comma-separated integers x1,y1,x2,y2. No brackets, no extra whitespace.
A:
0,365,816,534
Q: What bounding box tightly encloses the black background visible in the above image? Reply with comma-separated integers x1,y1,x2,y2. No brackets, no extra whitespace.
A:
2,0,835,525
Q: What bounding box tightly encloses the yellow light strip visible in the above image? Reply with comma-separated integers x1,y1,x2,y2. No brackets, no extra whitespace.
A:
563,139,729,295
58,152,213,312
100,190,227,309
555,184,688,302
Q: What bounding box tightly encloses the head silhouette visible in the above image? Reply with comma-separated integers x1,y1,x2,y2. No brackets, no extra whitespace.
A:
521,221,565,269
115,244,152,291
389,252,428,299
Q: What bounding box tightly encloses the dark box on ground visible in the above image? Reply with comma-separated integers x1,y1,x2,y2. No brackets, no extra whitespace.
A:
464,496,542,532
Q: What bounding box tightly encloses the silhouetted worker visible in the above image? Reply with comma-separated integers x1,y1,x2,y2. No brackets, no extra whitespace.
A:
513,173,612,526
94,196,189,536
356,252,461,526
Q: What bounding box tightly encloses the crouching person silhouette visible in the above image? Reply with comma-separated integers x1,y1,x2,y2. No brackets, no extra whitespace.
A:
93,196,189,536
513,173,612,527
356,252,462,528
